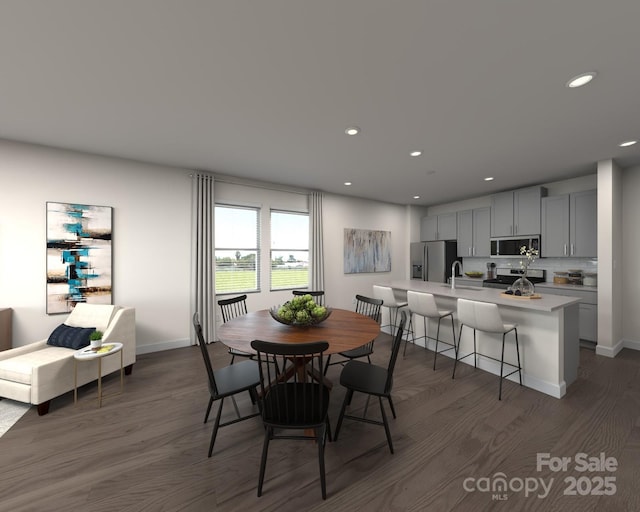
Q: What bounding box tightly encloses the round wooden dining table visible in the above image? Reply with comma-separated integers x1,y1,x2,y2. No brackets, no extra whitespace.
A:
217,308,380,356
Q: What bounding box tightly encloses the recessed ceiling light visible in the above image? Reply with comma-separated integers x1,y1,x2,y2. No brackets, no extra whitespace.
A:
484,177,494,181
619,140,637,147
410,151,422,157
345,126,360,136
566,72,597,88
344,181,352,186
413,195,420,199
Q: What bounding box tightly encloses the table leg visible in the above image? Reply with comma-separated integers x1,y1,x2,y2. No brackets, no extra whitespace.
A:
98,358,102,408
120,349,124,393
74,359,78,404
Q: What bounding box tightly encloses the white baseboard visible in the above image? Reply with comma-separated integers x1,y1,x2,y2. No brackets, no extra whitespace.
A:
622,339,640,352
404,336,565,398
595,339,625,358
136,338,191,355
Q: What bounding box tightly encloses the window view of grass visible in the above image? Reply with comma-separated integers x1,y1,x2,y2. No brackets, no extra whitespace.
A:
215,268,308,293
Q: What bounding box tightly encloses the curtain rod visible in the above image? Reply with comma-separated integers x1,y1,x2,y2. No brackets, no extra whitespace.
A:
190,171,315,197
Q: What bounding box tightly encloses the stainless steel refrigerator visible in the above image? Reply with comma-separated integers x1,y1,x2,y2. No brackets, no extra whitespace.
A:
410,241,461,282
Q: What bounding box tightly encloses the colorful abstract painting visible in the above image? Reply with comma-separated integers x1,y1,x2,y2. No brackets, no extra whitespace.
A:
46,202,112,314
343,228,391,274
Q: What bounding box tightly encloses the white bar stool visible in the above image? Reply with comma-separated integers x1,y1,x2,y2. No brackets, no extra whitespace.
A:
405,291,456,369
452,298,522,400
373,285,409,337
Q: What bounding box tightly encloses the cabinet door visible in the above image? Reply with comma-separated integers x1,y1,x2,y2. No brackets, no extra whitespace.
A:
420,216,438,241
579,303,598,341
515,187,543,235
472,207,491,257
490,192,514,237
570,190,597,257
541,195,569,257
438,212,457,240
457,210,473,257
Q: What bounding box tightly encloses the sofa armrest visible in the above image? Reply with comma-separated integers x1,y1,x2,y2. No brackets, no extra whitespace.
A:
102,307,136,366
0,340,47,362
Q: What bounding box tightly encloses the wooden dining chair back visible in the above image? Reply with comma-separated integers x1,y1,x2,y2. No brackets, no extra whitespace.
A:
323,294,382,375
292,290,325,305
218,294,254,364
193,313,261,457
250,339,331,500
218,294,248,322
334,311,407,454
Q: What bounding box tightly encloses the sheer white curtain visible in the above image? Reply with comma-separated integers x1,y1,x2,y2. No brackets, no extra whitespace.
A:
309,191,324,291
191,173,216,344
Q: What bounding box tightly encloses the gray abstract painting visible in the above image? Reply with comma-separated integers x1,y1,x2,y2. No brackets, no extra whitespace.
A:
344,228,391,273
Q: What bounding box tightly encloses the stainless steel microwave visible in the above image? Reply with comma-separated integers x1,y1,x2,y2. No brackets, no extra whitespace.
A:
490,236,540,258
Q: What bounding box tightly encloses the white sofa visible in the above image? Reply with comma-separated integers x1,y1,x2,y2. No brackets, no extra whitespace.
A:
0,304,136,415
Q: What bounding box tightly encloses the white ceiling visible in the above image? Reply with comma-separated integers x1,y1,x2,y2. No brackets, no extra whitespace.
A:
1,1,640,206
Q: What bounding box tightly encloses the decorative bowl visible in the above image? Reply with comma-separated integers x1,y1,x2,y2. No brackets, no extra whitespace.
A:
269,300,332,326
464,271,484,278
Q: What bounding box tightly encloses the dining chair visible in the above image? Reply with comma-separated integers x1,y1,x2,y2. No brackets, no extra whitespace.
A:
250,339,331,500
405,290,456,369
193,313,262,457
452,298,522,400
292,290,325,305
334,310,407,454
323,294,383,375
218,295,254,364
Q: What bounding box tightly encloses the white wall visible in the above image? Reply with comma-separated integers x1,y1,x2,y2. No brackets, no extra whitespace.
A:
0,140,192,351
322,194,409,309
0,140,412,352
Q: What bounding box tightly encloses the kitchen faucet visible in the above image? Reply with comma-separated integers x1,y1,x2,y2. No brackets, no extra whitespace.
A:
451,260,462,289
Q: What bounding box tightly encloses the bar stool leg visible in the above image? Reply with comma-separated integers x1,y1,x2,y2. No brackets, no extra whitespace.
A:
433,317,441,370
499,333,506,400
473,330,477,369
514,329,522,386
452,323,464,379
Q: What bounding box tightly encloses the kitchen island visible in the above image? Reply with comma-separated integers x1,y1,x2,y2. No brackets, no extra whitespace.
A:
380,280,582,398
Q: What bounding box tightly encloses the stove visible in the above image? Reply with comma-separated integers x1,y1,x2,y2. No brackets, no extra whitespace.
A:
483,268,546,289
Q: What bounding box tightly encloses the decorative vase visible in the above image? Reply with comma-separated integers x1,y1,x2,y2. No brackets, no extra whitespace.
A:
512,272,535,297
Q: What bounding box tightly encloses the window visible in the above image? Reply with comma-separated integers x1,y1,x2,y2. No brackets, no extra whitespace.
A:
215,205,259,294
270,210,309,290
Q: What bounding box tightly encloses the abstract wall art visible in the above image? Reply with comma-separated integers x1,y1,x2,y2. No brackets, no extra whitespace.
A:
343,228,391,274
46,202,113,314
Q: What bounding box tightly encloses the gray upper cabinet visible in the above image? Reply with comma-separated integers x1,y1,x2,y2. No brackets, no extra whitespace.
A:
541,195,570,257
490,186,546,237
541,189,597,257
570,189,597,257
421,212,457,241
457,207,490,257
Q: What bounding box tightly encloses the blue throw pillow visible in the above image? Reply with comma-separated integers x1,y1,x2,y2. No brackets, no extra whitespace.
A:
47,324,96,350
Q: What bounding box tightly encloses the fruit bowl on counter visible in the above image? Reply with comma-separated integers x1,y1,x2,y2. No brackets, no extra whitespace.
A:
464,271,484,278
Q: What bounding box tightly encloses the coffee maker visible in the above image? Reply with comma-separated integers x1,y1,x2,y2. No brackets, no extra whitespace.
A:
486,262,496,280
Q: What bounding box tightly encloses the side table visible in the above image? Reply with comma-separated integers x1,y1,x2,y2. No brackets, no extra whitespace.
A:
73,342,124,407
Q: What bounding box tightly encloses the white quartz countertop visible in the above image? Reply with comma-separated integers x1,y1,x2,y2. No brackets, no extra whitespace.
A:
385,280,582,312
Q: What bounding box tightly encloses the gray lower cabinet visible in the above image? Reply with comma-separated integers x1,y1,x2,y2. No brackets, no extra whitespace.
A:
536,284,597,342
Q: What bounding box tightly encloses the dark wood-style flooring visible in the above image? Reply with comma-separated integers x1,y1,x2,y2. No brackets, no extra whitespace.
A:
1,334,640,511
